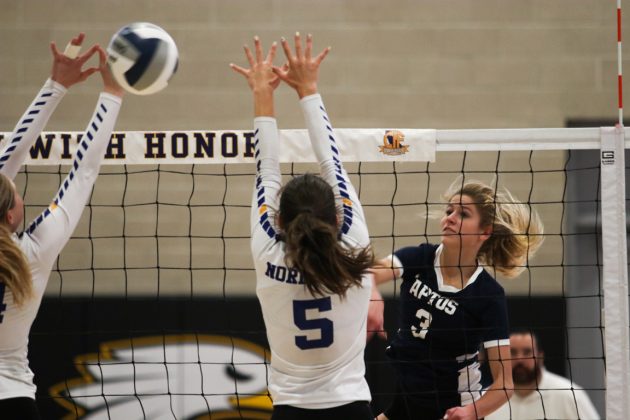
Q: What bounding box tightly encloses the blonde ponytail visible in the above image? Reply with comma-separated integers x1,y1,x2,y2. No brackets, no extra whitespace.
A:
0,174,32,305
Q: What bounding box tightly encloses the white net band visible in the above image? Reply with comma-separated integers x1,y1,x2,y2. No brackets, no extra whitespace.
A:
4,127,630,165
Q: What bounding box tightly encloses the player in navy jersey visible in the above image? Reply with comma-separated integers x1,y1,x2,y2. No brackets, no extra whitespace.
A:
371,181,544,420
231,33,375,420
0,34,124,419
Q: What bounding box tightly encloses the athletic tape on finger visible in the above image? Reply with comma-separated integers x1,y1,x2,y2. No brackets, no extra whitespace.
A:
63,43,81,59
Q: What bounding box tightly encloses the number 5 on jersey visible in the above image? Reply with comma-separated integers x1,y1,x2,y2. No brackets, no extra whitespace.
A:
293,297,334,349
412,308,432,339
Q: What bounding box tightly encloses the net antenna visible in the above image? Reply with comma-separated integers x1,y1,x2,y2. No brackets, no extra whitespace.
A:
605,2,630,418
618,0,624,126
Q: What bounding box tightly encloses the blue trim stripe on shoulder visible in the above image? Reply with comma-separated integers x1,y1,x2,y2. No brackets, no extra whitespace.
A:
26,100,108,235
253,129,276,240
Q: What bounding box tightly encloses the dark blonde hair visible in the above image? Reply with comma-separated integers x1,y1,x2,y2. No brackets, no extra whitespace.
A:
280,174,374,298
0,174,32,306
446,180,544,278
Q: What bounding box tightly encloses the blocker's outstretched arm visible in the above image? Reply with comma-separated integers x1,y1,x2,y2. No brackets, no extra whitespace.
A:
0,33,99,180
24,46,124,267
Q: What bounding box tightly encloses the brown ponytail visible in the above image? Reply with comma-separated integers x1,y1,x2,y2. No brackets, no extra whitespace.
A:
0,174,32,306
280,174,374,298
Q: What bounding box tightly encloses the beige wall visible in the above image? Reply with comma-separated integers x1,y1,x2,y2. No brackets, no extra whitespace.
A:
1,0,624,130
1,0,625,296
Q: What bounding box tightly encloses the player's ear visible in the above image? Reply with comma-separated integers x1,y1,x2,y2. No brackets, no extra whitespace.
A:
5,210,14,226
479,225,492,242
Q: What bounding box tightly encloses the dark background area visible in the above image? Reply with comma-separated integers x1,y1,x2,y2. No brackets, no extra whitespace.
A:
30,296,566,419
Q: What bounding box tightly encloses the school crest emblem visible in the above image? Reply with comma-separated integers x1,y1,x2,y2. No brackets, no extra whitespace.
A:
379,130,409,156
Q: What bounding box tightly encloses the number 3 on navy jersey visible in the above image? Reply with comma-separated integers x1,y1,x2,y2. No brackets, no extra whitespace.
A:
0,283,7,324
293,297,334,349
411,308,432,339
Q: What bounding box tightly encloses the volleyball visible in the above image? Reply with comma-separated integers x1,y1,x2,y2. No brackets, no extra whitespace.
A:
106,22,179,95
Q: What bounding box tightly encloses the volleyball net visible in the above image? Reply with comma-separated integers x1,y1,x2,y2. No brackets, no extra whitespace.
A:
3,127,628,419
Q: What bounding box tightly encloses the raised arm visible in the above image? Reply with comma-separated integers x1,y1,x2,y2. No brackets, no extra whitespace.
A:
300,94,360,224
0,33,99,180
275,34,369,240
231,37,284,246
250,114,282,244
24,46,124,266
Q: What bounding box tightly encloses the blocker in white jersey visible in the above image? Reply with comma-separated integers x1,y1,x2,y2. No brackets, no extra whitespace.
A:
372,181,544,420
0,35,124,420
231,34,374,419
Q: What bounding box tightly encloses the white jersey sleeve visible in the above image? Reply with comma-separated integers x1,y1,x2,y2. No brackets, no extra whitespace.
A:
250,116,282,258
22,92,122,268
0,79,67,180
0,92,121,401
299,94,370,248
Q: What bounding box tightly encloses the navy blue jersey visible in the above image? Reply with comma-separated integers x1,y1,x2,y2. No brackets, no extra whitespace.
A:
387,243,509,410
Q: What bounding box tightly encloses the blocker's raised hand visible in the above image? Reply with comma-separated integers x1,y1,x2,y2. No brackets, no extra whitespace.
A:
50,32,99,88
274,33,330,99
230,36,281,93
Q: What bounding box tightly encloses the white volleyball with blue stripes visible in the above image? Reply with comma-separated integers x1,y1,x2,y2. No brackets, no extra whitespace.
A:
107,22,178,95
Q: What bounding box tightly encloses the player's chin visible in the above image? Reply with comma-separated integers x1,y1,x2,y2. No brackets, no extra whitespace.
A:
441,232,461,243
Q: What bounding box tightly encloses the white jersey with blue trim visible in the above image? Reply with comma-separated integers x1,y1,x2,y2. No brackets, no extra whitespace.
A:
250,94,372,409
0,82,121,400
